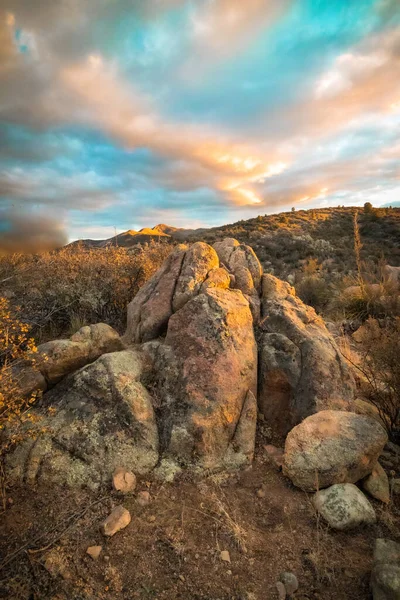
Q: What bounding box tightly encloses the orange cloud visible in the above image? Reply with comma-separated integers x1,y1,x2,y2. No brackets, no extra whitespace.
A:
60,56,289,205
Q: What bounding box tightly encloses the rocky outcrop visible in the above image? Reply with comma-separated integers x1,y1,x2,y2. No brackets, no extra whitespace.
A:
38,323,123,385
259,275,355,435
283,410,387,491
313,483,376,530
143,287,257,471
6,350,159,489
124,245,187,344
125,239,262,345
371,539,400,600
213,238,263,322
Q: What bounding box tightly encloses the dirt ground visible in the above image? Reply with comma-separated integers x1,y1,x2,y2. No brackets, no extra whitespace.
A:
1,429,399,600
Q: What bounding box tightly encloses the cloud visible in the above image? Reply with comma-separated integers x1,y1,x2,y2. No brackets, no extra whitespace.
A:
0,209,67,254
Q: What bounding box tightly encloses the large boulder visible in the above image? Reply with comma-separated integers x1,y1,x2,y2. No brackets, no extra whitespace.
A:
6,350,159,489
213,238,263,322
283,410,388,491
142,287,258,471
313,483,376,530
371,539,400,600
259,275,355,435
38,323,123,385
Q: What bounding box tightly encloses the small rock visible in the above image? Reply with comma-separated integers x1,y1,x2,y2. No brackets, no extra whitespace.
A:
313,483,376,530
371,538,400,600
43,549,70,579
362,463,390,504
179,574,185,582
390,478,400,495
280,572,298,595
279,572,298,596
86,545,102,560
275,581,286,599
148,515,156,523
137,490,151,506
220,550,231,563
256,488,266,498
112,468,136,494
264,445,284,469
101,505,131,537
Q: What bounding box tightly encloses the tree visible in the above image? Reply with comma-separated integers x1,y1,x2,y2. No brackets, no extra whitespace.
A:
364,202,374,214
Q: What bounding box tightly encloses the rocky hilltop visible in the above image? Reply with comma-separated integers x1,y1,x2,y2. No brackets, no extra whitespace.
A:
3,238,400,600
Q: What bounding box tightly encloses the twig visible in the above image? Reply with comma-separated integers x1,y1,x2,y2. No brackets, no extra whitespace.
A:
0,494,110,572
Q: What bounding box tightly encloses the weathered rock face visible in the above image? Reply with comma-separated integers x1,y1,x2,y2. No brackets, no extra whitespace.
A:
213,238,263,322
313,483,376,530
371,539,400,600
124,242,230,344
283,410,388,491
259,275,355,435
38,323,123,385
6,350,159,489
143,287,258,470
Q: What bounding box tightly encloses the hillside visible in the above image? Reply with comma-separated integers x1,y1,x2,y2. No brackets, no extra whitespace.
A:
70,207,400,280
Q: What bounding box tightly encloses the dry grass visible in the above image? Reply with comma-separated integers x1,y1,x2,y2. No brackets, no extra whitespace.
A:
0,241,172,342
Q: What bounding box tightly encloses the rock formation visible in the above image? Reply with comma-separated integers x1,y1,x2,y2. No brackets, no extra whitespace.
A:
258,275,355,435
6,238,362,490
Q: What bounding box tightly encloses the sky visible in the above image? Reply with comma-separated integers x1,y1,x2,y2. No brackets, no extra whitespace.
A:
1,0,400,250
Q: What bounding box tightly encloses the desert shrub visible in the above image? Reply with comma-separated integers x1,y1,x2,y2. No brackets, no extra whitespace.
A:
0,241,172,341
0,297,40,432
296,276,331,313
351,318,400,442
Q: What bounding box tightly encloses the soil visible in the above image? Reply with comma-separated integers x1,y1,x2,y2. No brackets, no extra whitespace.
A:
1,429,399,600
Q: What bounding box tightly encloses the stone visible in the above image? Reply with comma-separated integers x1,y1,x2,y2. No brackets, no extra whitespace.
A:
101,506,131,536
172,242,219,311
275,581,286,600
362,463,390,504
283,410,387,491
6,350,159,489
213,238,263,322
390,479,400,495
137,491,151,506
144,287,257,471
279,572,299,596
200,267,231,293
259,275,355,435
125,246,187,344
125,242,222,344
38,323,123,385
313,483,376,530
112,468,137,494
354,399,384,425
264,445,284,469
87,545,102,560
220,550,231,563
213,238,262,292
43,549,71,579
371,539,400,600
10,362,47,398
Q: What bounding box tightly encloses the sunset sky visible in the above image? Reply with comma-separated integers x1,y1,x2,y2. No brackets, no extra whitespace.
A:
1,0,400,246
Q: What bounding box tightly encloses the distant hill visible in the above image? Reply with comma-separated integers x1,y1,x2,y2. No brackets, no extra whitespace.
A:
68,206,400,279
